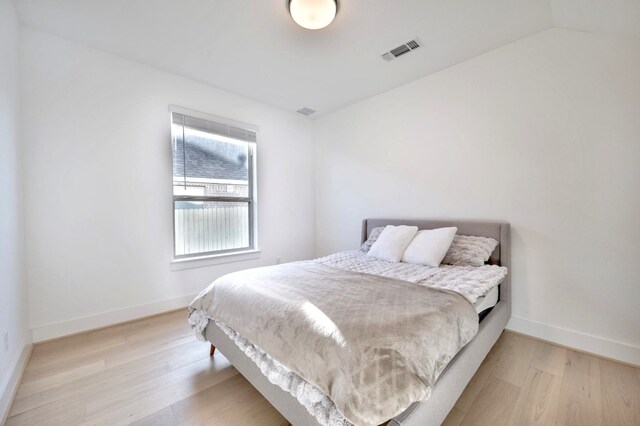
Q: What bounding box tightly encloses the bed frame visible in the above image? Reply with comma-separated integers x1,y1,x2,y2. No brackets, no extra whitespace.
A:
204,218,511,425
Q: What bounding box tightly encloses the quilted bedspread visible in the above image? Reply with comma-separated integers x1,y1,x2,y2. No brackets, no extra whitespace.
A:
189,261,478,426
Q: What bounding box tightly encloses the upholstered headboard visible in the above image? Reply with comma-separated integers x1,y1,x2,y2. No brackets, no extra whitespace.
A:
361,218,511,317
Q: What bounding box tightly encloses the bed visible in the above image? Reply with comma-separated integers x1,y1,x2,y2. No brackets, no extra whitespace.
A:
193,218,511,426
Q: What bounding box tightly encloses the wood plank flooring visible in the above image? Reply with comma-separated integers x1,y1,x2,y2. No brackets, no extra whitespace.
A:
6,310,639,426
447,332,640,426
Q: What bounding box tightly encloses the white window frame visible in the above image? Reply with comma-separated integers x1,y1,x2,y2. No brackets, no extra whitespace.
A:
169,105,258,261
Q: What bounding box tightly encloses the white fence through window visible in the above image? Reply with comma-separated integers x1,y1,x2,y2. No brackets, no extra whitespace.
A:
174,204,249,256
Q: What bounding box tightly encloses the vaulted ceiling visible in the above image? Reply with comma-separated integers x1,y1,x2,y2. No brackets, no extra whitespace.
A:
16,0,633,116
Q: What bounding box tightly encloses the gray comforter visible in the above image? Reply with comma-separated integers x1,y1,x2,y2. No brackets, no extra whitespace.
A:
189,261,478,426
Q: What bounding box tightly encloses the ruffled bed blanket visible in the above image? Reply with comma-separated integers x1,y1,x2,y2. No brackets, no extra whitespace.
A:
188,259,502,425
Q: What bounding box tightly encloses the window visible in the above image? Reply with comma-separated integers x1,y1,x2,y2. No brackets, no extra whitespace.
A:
170,106,257,258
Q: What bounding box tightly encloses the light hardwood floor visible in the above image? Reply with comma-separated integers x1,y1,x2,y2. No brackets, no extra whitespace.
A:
6,310,639,426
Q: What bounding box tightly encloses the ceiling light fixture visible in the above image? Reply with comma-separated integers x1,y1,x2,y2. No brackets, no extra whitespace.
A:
289,0,338,30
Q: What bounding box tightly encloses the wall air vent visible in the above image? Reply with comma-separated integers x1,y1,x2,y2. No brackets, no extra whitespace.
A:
297,107,316,116
381,38,422,62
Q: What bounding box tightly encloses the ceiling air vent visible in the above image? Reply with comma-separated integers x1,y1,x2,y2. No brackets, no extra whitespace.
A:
381,52,395,62
381,38,422,62
297,107,316,116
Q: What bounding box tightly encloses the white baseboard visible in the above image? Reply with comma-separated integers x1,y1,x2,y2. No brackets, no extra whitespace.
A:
31,293,198,343
0,334,33,425
507,315,640,366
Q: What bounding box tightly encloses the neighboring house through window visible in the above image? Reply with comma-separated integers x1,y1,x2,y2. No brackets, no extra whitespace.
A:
170,106,257,258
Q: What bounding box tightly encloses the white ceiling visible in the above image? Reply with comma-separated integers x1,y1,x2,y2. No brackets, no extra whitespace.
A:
550,0,640,37
17,0,554,116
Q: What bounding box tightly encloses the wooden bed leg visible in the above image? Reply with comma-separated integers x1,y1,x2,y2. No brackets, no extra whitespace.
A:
209,344,216,357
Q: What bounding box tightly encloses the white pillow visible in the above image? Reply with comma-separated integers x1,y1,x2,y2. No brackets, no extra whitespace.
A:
367,225,419,263
401,227,458,267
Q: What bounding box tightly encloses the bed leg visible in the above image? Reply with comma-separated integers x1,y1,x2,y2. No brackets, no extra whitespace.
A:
209,344,216,357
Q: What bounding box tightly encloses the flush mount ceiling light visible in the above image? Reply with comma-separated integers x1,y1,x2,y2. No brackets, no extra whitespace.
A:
289,0,338,30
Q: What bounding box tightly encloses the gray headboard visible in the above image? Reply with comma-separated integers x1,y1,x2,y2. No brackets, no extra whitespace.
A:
361,218,511,317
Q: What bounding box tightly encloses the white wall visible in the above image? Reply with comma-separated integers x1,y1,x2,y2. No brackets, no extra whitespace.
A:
21,27,316,340
315,28,640,364
0,0,30,418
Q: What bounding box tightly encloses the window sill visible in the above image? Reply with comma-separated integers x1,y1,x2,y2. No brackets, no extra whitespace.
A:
171,249,261,271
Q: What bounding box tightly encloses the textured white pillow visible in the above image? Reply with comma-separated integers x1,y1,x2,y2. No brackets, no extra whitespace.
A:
367,225,419,263
360,226,385,253
442,235,499,266
401,227,458,267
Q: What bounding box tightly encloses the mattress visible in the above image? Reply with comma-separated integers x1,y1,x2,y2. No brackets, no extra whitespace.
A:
473,286,498,313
